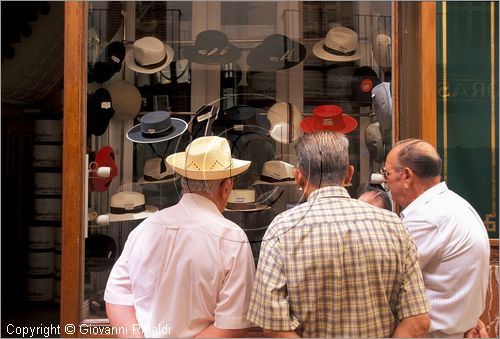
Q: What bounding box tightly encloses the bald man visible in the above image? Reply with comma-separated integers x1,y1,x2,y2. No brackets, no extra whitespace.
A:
384,139,490,338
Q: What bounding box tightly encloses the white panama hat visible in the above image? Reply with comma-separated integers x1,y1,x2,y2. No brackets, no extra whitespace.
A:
125,36,174,74
107,191,158,222
166,136,251,180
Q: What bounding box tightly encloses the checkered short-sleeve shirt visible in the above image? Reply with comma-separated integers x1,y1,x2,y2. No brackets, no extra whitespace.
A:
247,186,429,338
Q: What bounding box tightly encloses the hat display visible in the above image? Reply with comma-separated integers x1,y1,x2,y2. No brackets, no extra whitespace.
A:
107,191,158,222
91,146,118,192
184,30,241,65
190,105,220,139
32,145,62,168
364,122,384,163
212,105,270,136
85,234,117,271
247,34,306,72
34,172,62,195
266,102,302,144
372,29,392,70
91,41,126,83
372,82,392,130
300,105,358,134
313,27,360,62
253,160,296,186
108,80,142,121
34,119,62,143
138,158,177,185
127,111,188,144
351,66,381,107
226,189,271,212
166,136,251,180
125,36,174,74
87,88,115,137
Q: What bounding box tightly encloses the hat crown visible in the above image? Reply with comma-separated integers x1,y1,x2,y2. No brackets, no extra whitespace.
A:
325,27,358,53
140,111,172,135
133,37,166,66
108,80,142,120
110,191,145,210
195,30,230,49
228,189,256,204
185,136,232,172
144,158,174,179
262,160,294,180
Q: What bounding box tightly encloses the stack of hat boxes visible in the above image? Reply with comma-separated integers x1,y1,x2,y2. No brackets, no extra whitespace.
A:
27,115,63,303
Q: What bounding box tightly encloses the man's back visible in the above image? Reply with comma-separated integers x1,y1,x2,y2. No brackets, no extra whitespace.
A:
400,182,490,337
105,193,255,337
249,186,429,337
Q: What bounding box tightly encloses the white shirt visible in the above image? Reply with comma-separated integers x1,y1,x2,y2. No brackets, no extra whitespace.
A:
401,182,490,337
104,193,255,338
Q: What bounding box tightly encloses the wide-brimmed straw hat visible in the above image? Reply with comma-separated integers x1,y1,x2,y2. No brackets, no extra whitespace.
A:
107,191,158,222
266,102,302,144
166,136,251,180
253,160,296,186
184,30,241,65
138,158,177,185
225,189,271,212
313,27,360,62
125,36,174,74
300,105,358,134
127,111,188,144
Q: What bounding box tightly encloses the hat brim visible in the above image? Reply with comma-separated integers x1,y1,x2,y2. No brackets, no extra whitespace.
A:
125,43,174,74
108,205,158,222
312,40,360,62
300,114,358,134
137,174,178,185
225,204,271,212
247,43,307,72
166,152,251,180
126,117,188,144
184,45,241,65
252,179,297,186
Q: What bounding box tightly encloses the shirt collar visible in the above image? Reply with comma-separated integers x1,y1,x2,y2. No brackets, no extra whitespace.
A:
180,192,222,216
307,185,351,203
400,181,448,219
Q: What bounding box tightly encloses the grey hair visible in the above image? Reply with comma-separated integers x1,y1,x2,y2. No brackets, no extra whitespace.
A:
181,177,225,194
394,139,442,178
294,131,350,186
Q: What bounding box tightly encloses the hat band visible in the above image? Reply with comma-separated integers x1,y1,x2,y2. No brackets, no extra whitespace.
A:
260,174,294,183
322,44,356,57
141,124,173,138
135,54,168,69
110,204,146,215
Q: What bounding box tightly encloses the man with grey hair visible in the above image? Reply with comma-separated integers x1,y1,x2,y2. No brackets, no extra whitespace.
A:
248,131,430,338
384,139,490,337
105,136,256,338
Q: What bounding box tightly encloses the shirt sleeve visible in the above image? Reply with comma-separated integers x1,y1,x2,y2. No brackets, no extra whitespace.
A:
396,233,430,320
104,239,134,306
213,239,256,330
247,224,300,331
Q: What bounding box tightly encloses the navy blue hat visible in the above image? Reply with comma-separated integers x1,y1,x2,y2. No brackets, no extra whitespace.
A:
126,111,188,144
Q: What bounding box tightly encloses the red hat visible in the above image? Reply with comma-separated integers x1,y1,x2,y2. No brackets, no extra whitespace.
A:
300,105,358,134
91,146,118,192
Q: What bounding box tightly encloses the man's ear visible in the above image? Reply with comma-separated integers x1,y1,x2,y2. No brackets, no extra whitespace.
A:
293,167,307,189
343,165,355,186
220,177,233,200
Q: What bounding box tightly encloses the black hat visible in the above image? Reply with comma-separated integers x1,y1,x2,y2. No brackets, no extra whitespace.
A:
247,34,306,72
89,41,126,84
212,105,270,138
351,66,380,107
184,30,241,65
190,105,220,139
87,88,115,137
85,234,117,272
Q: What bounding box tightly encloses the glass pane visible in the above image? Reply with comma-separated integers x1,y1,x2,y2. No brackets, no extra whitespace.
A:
85,0,393,320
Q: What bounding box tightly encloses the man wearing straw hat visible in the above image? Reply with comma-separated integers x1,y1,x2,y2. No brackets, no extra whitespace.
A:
248,131,430,337
105,136,255,338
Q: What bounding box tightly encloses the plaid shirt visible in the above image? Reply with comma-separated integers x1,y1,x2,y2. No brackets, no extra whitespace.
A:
248,186,429,338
